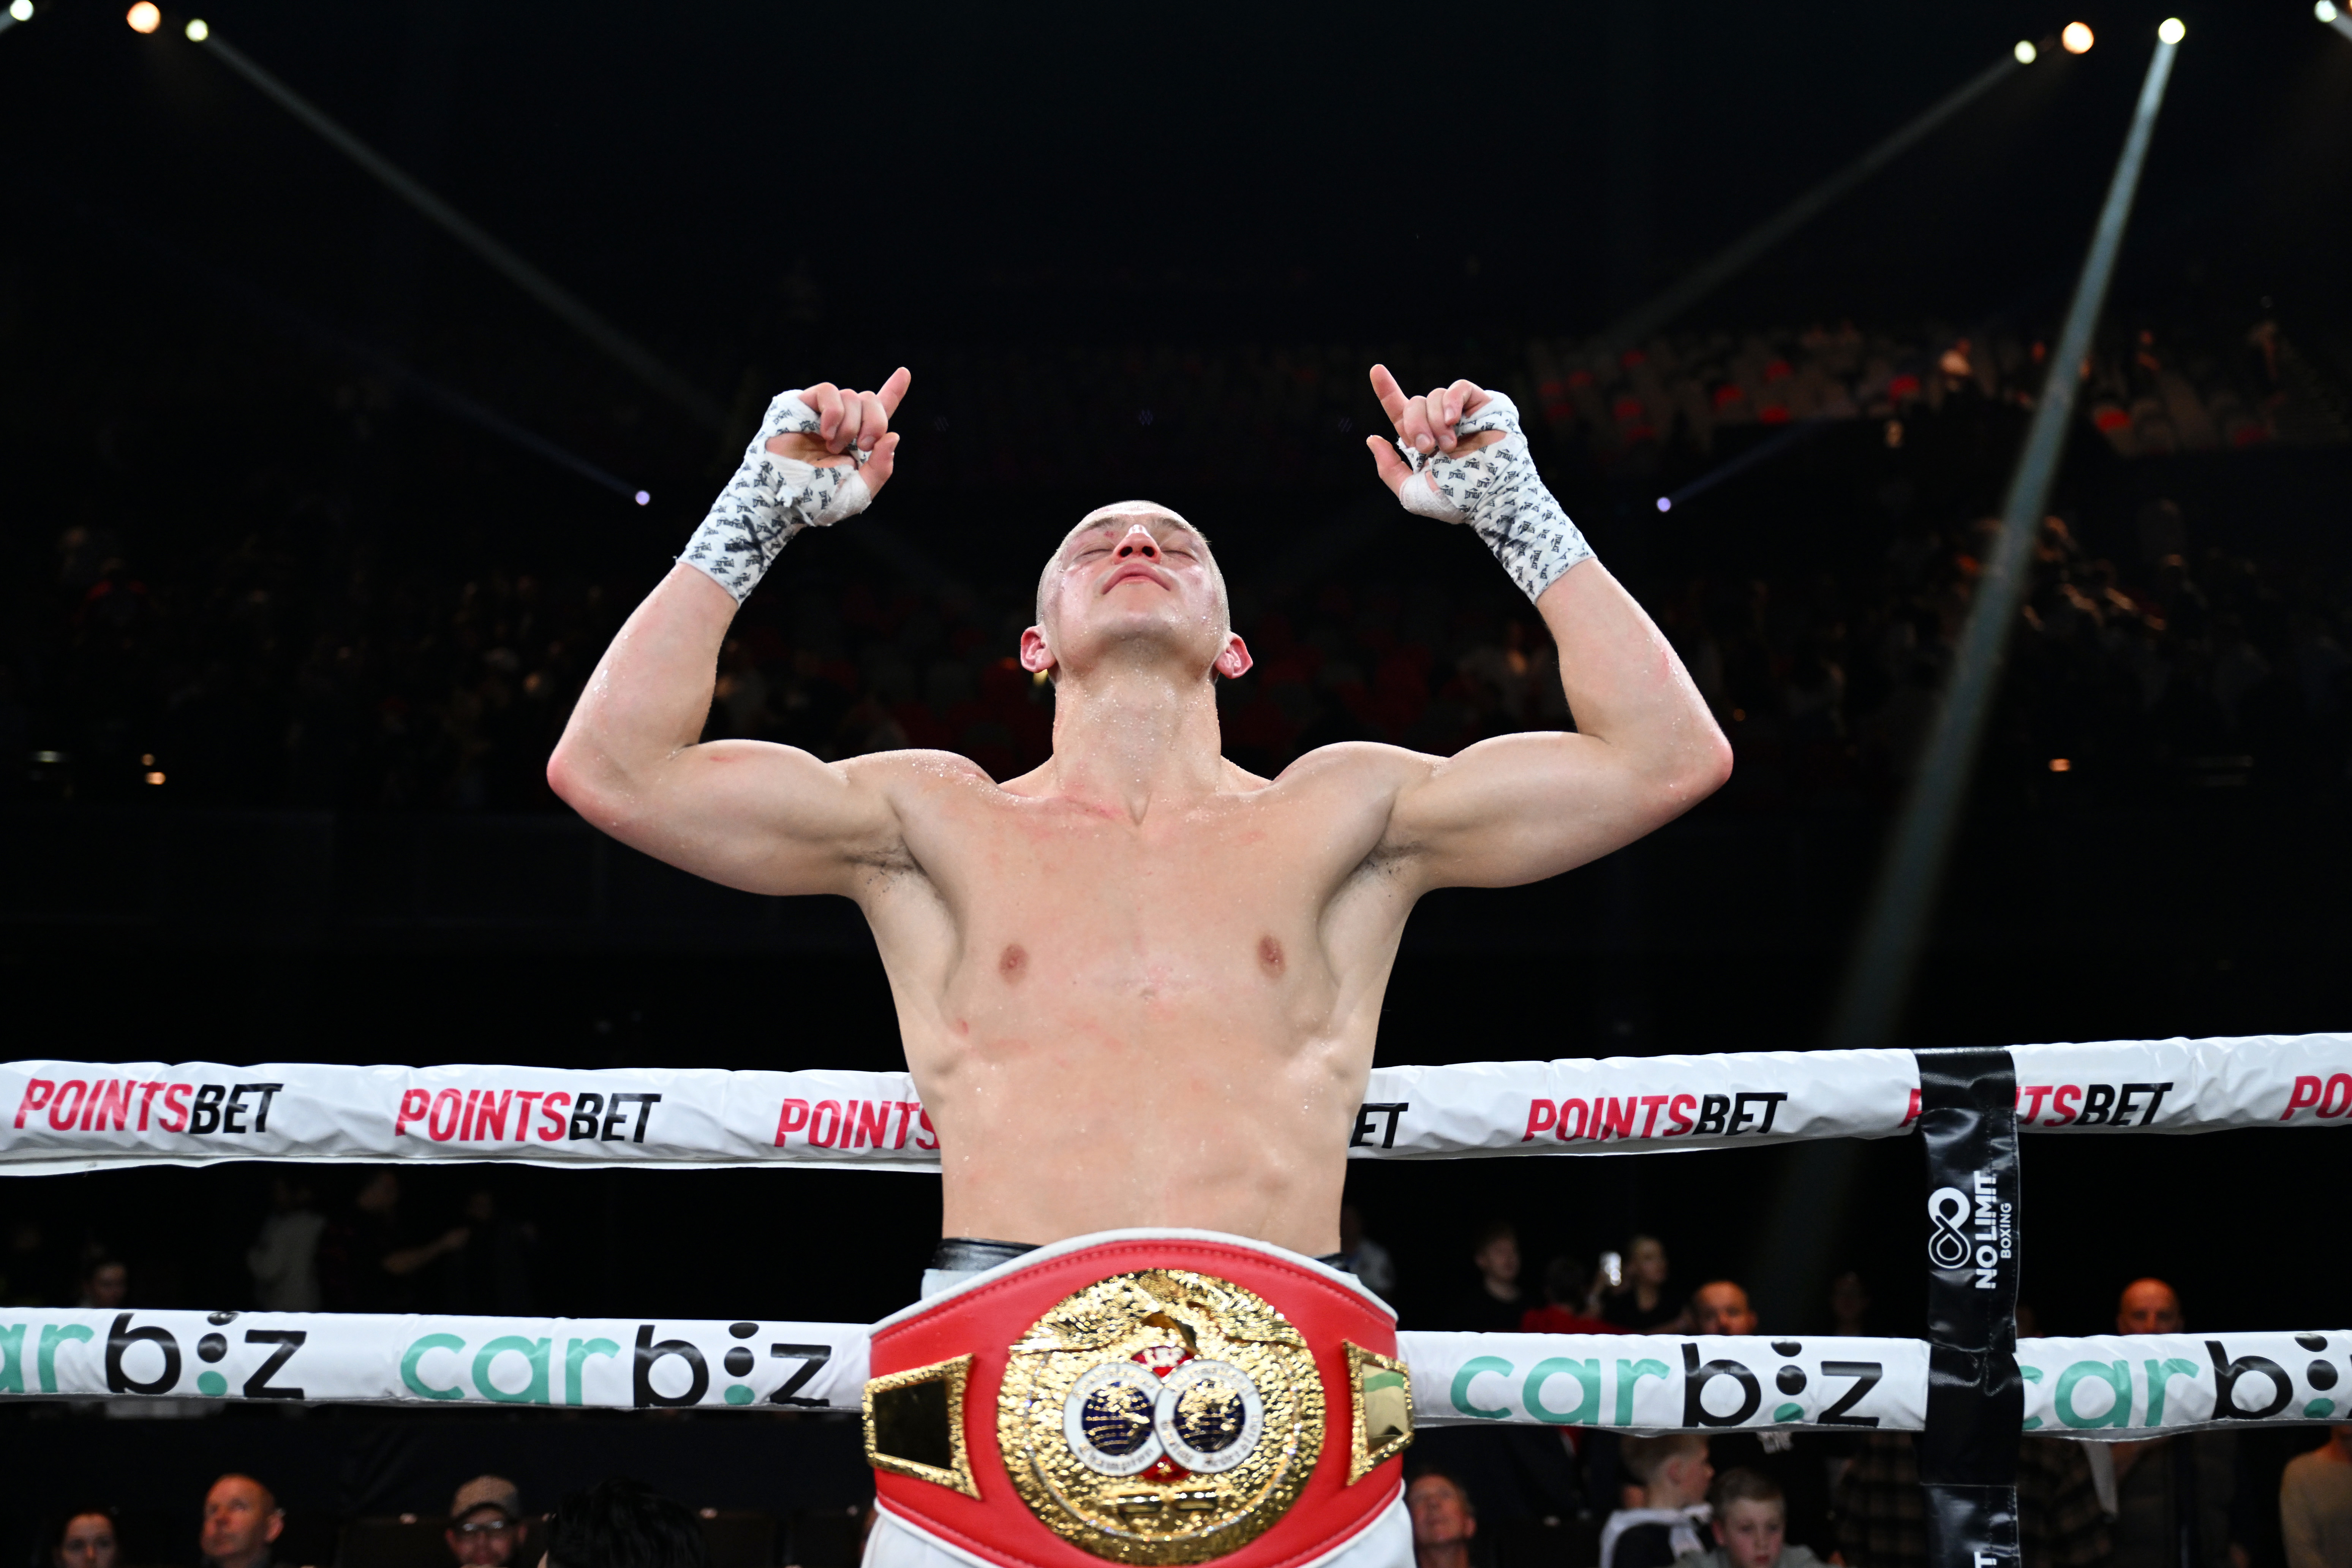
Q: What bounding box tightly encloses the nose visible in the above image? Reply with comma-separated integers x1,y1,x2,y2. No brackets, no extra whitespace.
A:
1114,525,1160,561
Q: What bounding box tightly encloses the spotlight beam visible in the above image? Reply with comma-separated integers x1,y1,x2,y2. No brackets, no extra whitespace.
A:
1742,25,2183,1327
57,182,651,501
187,30,726,430
1594,53,2023,354
1829,27,2182,1056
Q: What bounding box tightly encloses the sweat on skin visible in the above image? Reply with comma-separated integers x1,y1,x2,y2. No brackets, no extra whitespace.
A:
547,367,1730,1260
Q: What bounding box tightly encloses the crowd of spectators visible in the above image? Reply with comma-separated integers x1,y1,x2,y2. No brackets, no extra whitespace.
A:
2,1170,537,1321
13,495,2352,817
1413,1222,2351,1568
11,1206,2352,1568
1525,317,2348,461
6,319,2347,818
37,1473,733,1568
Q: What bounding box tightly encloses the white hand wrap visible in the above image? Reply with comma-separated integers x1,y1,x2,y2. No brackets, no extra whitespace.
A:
679,391,873,602
1394,392,1593,602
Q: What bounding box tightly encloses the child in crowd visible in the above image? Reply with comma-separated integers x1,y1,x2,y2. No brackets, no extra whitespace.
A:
1674,1470,1826,1568
1602,1435,1715,1568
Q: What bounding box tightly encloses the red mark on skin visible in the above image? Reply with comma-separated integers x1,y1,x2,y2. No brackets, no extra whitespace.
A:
999,945,1027,981
1258,936,1284,974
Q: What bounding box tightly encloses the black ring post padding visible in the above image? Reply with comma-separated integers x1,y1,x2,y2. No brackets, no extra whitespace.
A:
1915,1047,2023,1568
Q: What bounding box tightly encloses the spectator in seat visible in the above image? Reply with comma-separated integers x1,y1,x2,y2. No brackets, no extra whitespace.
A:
1674,1470,1825,1568
2106,1279,2246,1568
2280,1425,2352,1568
1406,1469,1478,1568
1604,1435,1713,1568
542,1481,707,1568
1826,1272,1871,1337
1835,1431,2108,1568
321,1171,469,1312
1603,1236,1683,1332
445,1476,525,1568
50,1508,119,1568
200,1476,283,1568
1686,1282,1838,1559
247,1178,325,1311
1522,1256,1621,1334
78,1256,128,1310
1455,1219,1526,1332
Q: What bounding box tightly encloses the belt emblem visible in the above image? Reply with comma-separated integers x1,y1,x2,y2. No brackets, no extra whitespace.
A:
999,1269,1325,1563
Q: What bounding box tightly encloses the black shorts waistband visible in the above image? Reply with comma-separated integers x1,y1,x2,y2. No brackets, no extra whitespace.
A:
930,1236,1354,1273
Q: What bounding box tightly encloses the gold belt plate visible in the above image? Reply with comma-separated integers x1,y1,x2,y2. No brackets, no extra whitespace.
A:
997,1268,1326,1564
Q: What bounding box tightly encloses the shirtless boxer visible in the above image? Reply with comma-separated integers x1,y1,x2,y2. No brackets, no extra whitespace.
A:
548,366,1729,1568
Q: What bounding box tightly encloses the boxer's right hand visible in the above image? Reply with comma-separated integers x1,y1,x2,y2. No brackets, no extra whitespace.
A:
763,368,912,498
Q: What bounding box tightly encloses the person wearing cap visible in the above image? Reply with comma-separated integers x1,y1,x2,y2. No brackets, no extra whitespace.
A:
446,1478,524,1568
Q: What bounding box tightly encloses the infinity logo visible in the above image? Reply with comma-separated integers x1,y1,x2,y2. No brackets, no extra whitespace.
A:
1927,1186,1973,1269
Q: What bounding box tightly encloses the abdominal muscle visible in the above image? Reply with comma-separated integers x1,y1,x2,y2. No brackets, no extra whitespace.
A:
891,948,1375,1260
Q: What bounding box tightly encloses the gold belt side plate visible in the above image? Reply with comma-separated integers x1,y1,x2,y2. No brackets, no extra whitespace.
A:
1342,1342,1413,1484
997,1269,1326,1564
866,1353,981,1498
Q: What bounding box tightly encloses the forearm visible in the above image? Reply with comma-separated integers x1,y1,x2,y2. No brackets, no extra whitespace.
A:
1534,561,1728,793
548,564,736,820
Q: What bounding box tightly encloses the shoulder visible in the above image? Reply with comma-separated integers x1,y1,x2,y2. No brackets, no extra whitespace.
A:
840,747,1002,802
1266,740,1438,801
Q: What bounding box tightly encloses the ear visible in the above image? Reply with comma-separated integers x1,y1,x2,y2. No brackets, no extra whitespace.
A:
265,1515,285,1545
1019,626,1056,675
1214,633,1252,680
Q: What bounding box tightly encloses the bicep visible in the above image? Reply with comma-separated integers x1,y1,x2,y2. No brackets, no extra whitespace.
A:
1382,729,1695,890
589,738,906,897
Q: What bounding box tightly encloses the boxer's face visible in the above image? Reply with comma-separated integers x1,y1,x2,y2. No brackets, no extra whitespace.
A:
1027,506,1247,681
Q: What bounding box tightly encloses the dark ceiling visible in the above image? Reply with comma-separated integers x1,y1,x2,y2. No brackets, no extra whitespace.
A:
7,0,2348,396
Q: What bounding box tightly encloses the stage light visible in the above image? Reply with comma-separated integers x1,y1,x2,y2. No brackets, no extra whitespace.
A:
2158,16,2185,43
126,1,159,31
2321,2,2341,22
184,16,207,39
1655,497,1672,513
2061,21,2093,52
8,1,34,21
2049,758,2072,773
633,490,650,506
2014,40,2038,63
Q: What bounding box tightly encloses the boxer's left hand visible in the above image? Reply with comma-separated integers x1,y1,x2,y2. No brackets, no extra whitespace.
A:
1363,364,1508,499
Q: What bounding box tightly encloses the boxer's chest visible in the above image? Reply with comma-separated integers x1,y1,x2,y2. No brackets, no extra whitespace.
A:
914,790,1349,1020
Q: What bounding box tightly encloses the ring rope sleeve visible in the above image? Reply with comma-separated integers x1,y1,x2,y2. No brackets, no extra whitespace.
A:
5,1312,2342,1438
2,1036,2345,1175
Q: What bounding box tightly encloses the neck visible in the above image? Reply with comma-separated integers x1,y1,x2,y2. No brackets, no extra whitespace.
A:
1043,660,1227,818
1416,1544,1473,1568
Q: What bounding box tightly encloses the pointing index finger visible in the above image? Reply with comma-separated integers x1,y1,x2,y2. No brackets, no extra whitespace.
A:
877,366,912,417
1368,364,1409,426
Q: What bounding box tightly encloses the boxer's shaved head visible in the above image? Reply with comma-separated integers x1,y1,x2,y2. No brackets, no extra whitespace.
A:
1035,503,1228,632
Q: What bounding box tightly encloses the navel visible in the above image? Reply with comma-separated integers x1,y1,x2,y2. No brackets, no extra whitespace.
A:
1258,935,1285,975
999,944,1027,982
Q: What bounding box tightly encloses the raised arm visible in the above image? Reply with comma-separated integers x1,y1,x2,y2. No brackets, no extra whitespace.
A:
547,374,916,897
1361,367,1731,889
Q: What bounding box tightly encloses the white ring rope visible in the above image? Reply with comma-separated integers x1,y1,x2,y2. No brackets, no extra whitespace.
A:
2,1309,2343,1438
3,1035,2345,1176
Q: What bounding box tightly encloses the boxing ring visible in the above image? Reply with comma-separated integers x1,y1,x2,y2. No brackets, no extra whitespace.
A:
5,1034,2347,1567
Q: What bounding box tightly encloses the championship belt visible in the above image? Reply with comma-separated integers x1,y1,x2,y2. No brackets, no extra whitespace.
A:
864,1229,1412,1568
